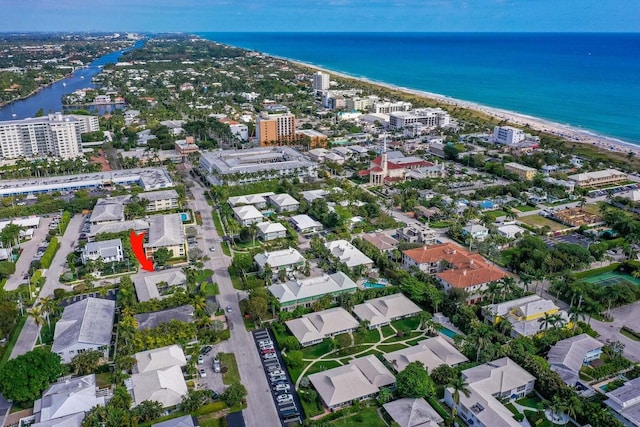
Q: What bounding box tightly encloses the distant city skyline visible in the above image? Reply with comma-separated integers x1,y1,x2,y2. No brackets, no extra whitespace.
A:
1,0,638,33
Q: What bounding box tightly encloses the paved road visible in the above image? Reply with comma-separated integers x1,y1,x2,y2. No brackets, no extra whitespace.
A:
4,217,53,291
589,302,640,363
10,214,84,359
187,171,281,427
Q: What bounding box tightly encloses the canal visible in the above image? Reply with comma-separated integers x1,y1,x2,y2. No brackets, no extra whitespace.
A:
0,39,145,121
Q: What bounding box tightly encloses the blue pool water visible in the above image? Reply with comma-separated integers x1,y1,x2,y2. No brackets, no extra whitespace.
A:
364,282,386,289
439,327,458,339
262,211,275,217
180,212,190,221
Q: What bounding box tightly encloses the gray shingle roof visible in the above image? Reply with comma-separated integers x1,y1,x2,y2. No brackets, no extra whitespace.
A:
383,398,443,427
146,214,184,247
548,334,603,385
134,305,195,330
139,189,179,202
134,269,187,302
52,298,115,353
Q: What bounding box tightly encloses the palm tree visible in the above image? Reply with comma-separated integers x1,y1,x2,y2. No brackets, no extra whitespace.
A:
28,306,45,344
483,281,501,304
39,296,56,329
538,312,559,331
447,373,471,422
569,306,586,330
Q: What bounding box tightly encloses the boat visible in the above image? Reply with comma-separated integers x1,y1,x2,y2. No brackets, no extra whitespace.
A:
80,76,85,79
62,82,67,87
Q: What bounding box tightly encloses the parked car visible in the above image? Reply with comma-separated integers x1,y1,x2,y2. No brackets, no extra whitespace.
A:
226,305,232,313
269,370,285,377
274,384,290,392
261,349,275,355
270,375,287,383
199,368,207,378
213,359,221,373
277,394,293,403
197,355,204,365
263,354,277,360
267,365,281,372
201,345,213,355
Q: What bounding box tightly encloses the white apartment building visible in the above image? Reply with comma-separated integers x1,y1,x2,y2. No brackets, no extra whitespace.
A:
372,101,412,114
345,97,373,111
0,113,97,159
312,71,330,92
229,123,249,141
389,108,451,130
492,126,526,145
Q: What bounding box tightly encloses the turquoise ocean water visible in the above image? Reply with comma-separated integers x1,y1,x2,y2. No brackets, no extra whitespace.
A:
200,33,640,145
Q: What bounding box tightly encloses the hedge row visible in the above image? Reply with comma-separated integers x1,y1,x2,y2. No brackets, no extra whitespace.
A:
40,237,59,268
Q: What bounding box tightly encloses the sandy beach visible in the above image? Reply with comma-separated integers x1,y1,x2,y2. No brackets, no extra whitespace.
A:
281,58,640,157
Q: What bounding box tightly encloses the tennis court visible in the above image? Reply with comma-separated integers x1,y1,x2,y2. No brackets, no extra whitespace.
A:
584,271,640,287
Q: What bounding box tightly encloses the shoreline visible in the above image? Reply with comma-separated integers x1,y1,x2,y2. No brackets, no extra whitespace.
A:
267,54,640,157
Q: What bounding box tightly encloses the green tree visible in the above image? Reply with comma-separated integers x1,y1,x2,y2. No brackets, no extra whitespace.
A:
70,350,103,375
395,361,435,398
335,333,352,350
0,261,15,279
286,350,304,368
430,364,457,386
131,400,164,423
221,382,247,407
0,300,18,338
0,348,63,402
153,247,172,266
447,372,471,421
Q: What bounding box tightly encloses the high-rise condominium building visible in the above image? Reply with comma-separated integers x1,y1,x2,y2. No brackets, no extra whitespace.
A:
312,72,330,92
0,113,99,159
256,111,296,146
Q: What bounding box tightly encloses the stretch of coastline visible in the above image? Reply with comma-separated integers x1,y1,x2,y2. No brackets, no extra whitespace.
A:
285,58,640,157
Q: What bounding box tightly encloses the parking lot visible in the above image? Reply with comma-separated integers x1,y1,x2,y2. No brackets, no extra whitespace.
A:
4,216,54,291
252,329,303,426
543,232,593,248
195,341,230,396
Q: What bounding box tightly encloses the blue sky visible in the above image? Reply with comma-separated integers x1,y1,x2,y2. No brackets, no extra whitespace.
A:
1,0,638,32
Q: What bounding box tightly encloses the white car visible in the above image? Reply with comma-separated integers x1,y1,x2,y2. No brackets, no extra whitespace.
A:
197,355,204,365
263,354,277,360
199,368,207,378
277,394,293,403
274,384,290,392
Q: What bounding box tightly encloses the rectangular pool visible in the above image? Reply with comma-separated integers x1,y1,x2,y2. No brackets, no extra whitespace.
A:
180,212,190,221
439,327,458,339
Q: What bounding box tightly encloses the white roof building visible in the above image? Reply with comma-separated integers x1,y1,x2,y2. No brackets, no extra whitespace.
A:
383,336,468,372
232,205,264,226
30,375,106,427
548,334,603,385
300,189,329,203
52,298,115,363
131,345,188,409
254,247,305,271
227,192,275,208
286,307,359,347
134,269,187,302
496,224,527,239
268,193,300,212
383,398,444,427
309,355,395,409
445,358,536,427
81,238,124,264
269,272,357,311
290,214,323,233
256,221,287,241
91,196,130,224
606,376,640,426
325,240,374,268
353,293,422,329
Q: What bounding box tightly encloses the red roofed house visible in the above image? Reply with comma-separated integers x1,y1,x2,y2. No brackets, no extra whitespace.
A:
359,140,433,185
402,242,507,304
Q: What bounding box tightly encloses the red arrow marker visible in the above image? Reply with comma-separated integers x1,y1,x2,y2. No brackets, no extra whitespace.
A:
130,230,154,272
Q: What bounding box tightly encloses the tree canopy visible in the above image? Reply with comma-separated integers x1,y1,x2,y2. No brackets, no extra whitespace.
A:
395,361,435,398
0,348,63,402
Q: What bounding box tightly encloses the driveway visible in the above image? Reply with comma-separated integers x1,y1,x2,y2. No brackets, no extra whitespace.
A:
196,341,230,395
4,217,53,291
10,214,85,359
186,167,281,427
590,301,640,363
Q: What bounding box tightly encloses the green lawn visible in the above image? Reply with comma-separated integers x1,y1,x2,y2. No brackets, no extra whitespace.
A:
301,340,333,359
95,372,113,388
219,353,240,385
298,389,324,418
212,210,225,236
391,316,421,333
516,396,544,410
0,315,26,365
384,331,423,343
380,326,395,338
377,343,410,353
201,282,219,296
513,204,536,212
355,328,381,344
484,209,507,220
331,407,386,427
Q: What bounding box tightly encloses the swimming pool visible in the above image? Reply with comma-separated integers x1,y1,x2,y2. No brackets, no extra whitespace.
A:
262,211,275,216
180,212,190,221
439,327,458,338
364,282,386,289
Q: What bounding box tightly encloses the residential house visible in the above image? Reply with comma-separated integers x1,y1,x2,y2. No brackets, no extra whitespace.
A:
383,336,468,373
27,375,107,427
300,189,329,204
444,358,536,427
605,376,640,426
134,305,195,330
402,243,507,304
254,247,305,272
268,194,300,213
232,205,264,226
227,192,274,209
152,415,198,427
383,398,444,427
81,238,124,264
496,224,527,239
139,189,180,212
325,240,374,270
144,214,186,259
289,214,323,233
269,272,357,312
90,196,130,225
396,224,437,245
130,345,188,408
547,334,603,386
361,232,399,257
309,355,396,410
52,298,115,363
482,295,570,338
462,224,489,242
285,307,359,347
134,269,187,302
256,222,287,241
353,293,422,329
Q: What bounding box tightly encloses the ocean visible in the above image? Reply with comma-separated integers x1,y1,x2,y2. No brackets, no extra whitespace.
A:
199,33,640,145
